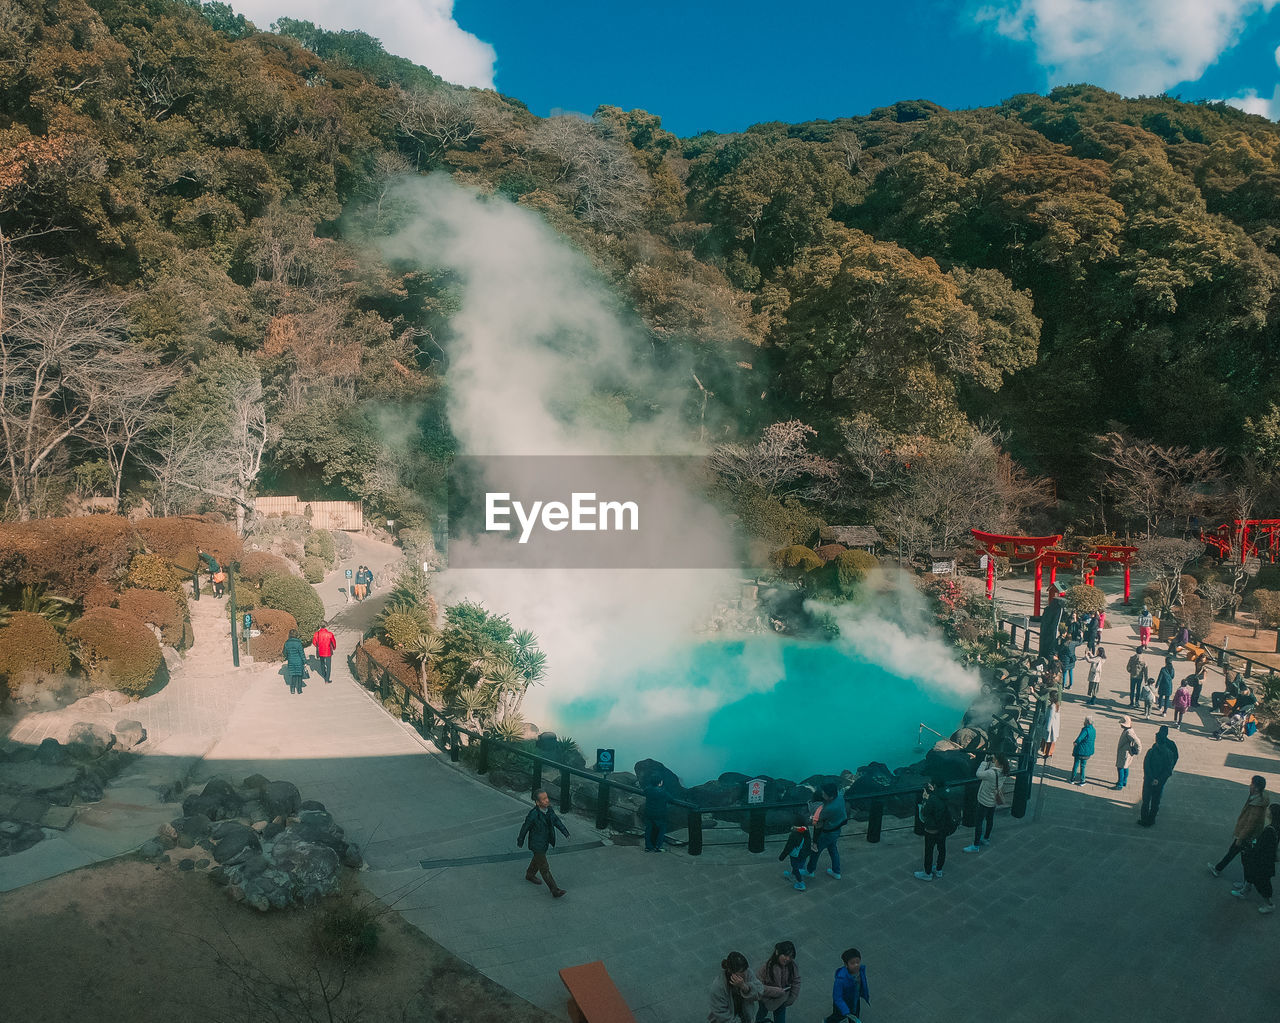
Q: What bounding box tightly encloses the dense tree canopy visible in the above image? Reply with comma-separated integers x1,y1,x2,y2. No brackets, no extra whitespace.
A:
4,1,1280,549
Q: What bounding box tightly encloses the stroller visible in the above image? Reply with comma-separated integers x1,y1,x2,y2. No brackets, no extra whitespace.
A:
1213,713,1247,742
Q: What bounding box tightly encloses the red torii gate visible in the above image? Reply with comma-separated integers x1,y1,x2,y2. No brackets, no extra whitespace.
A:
1201,519,1280,564
971,530,1139,616
971,530,1062,616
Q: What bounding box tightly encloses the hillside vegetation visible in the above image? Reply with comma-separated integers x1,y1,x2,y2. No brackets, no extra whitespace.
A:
4,0,1280,547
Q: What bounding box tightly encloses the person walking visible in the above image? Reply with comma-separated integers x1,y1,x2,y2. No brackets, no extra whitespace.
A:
642,775,670,852
1172,676,1193,729
1155,657,1175,716
780,814,813,892
1085,646,1107,705
1085,612,1101,655
1138,607,1154,650
755,941,800,1023
1114,716,1141,790
1138,725,1179,826
804,782,849,881
1232,803,1279,914
1069,715,1096,786
1209,776,1270,878
1041,691,1061,760
964,754,1008,852
282,629,308,695
914,780,952,881
516,789,569,898
311,622,337,683
708,951,763,1023
824,948,870,1023
1140,674,1157,719
1126,648,1146,708
1068,611,1083,642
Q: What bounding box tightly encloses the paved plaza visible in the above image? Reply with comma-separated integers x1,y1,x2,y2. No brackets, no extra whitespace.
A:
3,552,1278,1021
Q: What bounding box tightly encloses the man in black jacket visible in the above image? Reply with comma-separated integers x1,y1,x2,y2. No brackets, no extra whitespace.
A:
517,789,570,897
1138,725,1179,826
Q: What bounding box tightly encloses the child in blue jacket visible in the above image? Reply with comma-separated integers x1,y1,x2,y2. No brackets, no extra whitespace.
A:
824,947,869,1022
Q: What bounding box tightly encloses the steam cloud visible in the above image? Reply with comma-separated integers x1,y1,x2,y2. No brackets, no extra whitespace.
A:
376,176,979,782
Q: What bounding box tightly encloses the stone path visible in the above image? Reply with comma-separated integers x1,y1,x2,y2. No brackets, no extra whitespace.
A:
3,554,1279,1021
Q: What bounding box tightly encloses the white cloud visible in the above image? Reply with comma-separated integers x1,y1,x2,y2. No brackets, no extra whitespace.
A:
1224,84,1280,117
975,0,1279,95
232,1,496,88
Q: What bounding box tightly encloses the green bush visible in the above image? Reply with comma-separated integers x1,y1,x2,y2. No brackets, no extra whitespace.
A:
260,574,325,636
116,588,192,650
378,608,432,651
127,552,185,592
68,607,163,696
304,530,336,567
826,549,878,597
302,556,327,583
0,611,72,698
239,551,295,584
769,544,824,582
1065,584,1106,614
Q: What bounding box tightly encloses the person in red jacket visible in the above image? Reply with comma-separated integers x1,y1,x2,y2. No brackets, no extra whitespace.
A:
311,623,337,683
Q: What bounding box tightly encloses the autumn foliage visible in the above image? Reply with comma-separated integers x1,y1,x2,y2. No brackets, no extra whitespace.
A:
68,607,163,696
0,612,72,700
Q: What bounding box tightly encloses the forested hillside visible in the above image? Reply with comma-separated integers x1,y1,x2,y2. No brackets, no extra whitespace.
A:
4,0,1280,547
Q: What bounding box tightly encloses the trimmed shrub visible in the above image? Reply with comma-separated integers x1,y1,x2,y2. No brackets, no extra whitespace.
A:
769,544,824,581
0,515,138,598
68,607,163,696
280,538,304,565
248,607,296,661
127,552,185,592
0,611,72,698
134,516,243,576
826,549,878,596
304,530,337,567
239,551,296,584
1065,584,1106,614
353,638,421,697
302,556,327,583
83,583,119,610
260,574,325,636
116,588,193,650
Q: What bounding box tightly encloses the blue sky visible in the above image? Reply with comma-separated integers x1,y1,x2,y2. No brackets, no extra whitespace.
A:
231,1,1280,134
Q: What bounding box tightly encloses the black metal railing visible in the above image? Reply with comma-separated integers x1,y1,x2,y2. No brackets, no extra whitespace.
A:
350,643,1048,857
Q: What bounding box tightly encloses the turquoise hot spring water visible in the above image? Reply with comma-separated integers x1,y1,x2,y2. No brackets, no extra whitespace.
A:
553,635,978,784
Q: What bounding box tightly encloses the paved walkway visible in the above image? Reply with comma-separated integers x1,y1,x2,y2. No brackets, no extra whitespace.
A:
3,556,1279,1021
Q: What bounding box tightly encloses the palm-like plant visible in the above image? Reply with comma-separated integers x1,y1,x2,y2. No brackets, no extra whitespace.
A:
451,683,495,729
408,630,445,694
2,585,76,632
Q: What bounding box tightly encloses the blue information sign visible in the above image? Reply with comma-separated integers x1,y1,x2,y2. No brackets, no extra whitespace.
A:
595,748,615,774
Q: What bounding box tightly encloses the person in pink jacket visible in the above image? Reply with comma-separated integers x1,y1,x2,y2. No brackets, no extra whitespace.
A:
1172,677,1193,729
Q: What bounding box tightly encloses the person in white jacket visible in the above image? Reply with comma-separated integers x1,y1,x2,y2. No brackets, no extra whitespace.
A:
964,754,1009,852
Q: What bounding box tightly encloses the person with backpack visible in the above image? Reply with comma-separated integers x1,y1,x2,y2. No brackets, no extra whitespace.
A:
1139,725,1179,826
780,813,813,892
1232,802,1279,915
1138,607,1154,650
1126,648,1146,708
1209,776,1270,879
964,754,1009,853
1114,716,1141,790
1069,715,1096,786
755,940,800,1023
1057,636,1077,691
914,780,953,881
804,782,849,881
1084,646,1107,705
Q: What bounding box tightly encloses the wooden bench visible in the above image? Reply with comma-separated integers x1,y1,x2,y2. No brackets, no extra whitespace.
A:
559,960,637,1023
